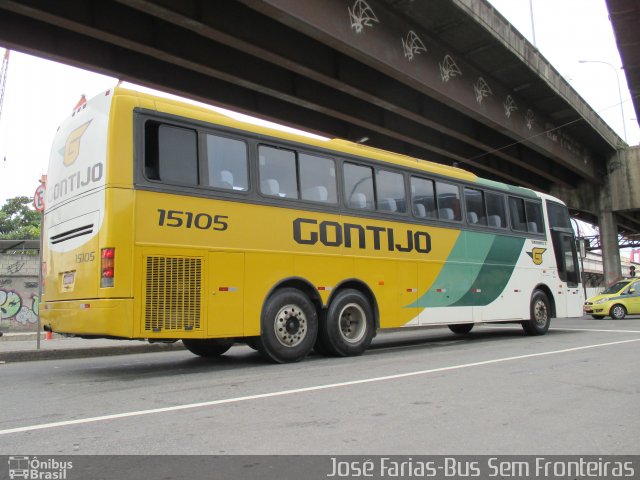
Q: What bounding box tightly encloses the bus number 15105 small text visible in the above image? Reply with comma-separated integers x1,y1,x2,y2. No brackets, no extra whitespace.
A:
157,209,228,231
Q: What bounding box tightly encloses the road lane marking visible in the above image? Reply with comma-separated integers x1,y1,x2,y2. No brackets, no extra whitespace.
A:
485,325,640,334
2,337,640,436
551,327,640,333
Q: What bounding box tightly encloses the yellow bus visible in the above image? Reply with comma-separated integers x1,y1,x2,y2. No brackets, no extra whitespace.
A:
42,87,583,363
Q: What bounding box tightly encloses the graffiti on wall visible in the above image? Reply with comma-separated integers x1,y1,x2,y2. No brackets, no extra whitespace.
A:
6,261,25,274
0,289,39,325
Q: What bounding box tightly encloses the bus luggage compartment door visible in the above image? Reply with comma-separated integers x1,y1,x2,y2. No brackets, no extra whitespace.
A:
208,252,244,337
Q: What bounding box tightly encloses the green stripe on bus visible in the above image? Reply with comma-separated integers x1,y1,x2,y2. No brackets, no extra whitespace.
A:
406,232,525,309
408,231,493,308
451,235,525,306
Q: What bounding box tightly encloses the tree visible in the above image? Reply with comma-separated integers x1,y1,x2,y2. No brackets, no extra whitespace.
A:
0,196,41,239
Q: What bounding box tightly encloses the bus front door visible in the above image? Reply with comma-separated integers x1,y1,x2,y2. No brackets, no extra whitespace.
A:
550,229,582,317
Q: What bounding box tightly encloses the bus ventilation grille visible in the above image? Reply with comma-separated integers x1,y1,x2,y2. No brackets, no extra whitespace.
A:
144,256,202,332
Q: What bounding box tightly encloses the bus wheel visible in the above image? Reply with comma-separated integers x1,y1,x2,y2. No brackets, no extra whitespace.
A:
182,338,234,357
610,304,626,320
522,290,551,335
448,323,474,334
258,288,318,363
318,289,374,357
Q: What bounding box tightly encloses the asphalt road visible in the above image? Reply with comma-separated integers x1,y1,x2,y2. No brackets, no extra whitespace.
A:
1,317,639,455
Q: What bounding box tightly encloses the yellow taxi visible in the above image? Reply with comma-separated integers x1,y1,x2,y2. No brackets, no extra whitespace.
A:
583,278,640,319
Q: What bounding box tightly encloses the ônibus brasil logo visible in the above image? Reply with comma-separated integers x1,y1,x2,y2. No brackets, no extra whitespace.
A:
8,456,73,479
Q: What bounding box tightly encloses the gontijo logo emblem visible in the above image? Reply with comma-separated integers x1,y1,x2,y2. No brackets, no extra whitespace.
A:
527,247,547,265
63,120,91,166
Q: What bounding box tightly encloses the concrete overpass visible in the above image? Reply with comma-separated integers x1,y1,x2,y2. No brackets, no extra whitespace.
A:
0,0,637,282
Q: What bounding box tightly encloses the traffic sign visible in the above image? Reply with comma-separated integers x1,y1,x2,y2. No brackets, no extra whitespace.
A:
33,183,46,212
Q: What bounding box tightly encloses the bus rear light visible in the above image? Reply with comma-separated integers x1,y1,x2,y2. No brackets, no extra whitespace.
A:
101,248,115,287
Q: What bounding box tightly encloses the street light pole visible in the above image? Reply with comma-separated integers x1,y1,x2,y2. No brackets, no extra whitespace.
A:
578,59,628,143
529,0,537,47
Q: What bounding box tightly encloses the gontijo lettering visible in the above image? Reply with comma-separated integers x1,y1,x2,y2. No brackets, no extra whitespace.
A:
293,217,431,253
49,162,103,202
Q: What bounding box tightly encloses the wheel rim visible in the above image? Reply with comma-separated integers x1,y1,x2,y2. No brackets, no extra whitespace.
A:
533,299,548,326
274,304,308,347
338,303,367,344
613,306,624,318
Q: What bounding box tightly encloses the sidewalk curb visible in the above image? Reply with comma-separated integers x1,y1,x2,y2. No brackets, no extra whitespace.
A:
0,332,60,342
0,342,185,363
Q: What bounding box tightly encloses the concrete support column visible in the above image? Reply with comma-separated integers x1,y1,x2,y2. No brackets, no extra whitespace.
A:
599,175,621,285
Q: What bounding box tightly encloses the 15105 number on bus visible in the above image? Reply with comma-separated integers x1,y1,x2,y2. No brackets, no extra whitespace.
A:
157,209,228,231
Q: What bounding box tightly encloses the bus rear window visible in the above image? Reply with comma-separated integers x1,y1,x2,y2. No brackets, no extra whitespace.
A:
145,122,198,185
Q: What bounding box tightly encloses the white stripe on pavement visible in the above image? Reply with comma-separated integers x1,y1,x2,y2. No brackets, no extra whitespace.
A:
1,337,639,436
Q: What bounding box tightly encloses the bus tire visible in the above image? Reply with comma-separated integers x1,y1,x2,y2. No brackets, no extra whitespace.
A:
318,289,374,357
610,304,626,320
182,338,234,357
448,323,474,334
257,288,318,363
522,290,551,335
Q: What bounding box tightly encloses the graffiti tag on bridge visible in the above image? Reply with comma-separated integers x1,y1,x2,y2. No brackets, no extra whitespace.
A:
6,261,25,274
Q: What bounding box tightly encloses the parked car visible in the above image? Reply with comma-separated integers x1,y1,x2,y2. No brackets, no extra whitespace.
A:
583,278,640,319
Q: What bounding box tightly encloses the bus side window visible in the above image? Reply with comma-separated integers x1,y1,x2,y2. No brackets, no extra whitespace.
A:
464,187,487,225
525,201,544,234
410,176,436,218
435,181,461,221
508,197,527,232
145,123,198,185
546,201,572,229
299,153,337,203
486,192,507,228
259,146,298,198
205,134,248,191
376,169,406,213
344,163,374,210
